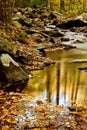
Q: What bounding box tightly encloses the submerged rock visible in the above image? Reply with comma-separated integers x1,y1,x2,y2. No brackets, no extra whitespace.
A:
70,59,87,63
78,67,87,71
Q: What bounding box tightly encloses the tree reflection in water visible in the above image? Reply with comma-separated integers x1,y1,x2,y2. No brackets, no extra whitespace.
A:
22,49,87,107
56,63,60,105
22,61,87,107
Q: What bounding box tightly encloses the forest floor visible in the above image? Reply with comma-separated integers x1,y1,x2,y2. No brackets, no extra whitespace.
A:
0,90,87,130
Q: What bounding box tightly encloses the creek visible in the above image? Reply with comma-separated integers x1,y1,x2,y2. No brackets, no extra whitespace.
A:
22,29,87,107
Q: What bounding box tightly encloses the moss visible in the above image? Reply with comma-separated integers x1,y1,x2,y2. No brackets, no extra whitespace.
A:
17,31,28,44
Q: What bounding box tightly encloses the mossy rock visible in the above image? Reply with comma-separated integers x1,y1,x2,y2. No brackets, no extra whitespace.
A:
0,40,17,55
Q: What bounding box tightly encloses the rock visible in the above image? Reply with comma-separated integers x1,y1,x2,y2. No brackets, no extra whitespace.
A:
52,19,59,26
75,13,87,22
16,50,33,66
64,45,76,50
61,37,70,42
42,29,64,37
33,44,46,55
0,53,19,67
78,67,87,71
57,19,87,29
0,40,29,91
70,59,87,63
12,11,26,21
48,12,57,20
0,40,17,56
0,52,29,92
18,18,32,27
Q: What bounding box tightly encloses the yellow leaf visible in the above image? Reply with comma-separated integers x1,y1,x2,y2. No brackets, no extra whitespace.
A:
2,125,9,130
18,109,25,114
0,90,4,95
6,117,18,124
33,128,39,130
25,117,30,122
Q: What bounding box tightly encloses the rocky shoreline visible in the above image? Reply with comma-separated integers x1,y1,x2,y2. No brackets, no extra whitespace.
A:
0,7,87,92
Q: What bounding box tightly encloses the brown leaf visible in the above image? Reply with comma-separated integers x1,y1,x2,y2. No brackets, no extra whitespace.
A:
0,111,8,120
38,107,46,113
12,99,18,103
36,100,43,105
0,90,4,95
55,105,64,112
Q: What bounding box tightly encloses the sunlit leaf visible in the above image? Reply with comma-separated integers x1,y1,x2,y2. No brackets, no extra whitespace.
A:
0,90,4,95
6,117,18,124
42,128,47,130
38,107,45,113
33,121,39,127
25,117,30,122
2,125,9,130
55,105,64,112
70,111,86,116
12,99,18,103
18,109,25,114
33,128,39,130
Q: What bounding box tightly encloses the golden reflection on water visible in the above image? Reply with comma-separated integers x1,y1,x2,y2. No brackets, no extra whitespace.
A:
22,49,87,106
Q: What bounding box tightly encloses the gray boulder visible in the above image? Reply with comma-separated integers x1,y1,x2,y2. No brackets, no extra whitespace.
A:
0,53,29,92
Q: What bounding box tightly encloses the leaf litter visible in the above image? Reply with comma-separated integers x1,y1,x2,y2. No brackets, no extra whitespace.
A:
0,90,87,130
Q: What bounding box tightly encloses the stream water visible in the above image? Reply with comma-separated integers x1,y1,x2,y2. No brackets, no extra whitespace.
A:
22,29,87,107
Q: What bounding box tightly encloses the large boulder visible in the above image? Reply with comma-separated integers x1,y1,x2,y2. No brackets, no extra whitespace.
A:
57,19,87,29
0,41,29,91
0,53,29,92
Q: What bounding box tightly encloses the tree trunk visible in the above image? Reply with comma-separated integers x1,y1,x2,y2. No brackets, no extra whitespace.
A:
83,0,86,12
60,0,65,11
69,0,73,11
47,0,50,10
0,0,14,23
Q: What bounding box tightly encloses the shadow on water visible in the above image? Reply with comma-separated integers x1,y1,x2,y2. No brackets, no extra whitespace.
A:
22,48,87,107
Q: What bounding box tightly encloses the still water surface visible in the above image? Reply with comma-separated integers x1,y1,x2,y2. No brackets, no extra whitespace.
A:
22,29,87,106
22,47,87,107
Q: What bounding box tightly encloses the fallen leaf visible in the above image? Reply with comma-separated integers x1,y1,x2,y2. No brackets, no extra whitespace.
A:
12,99,18,103
38,107,46,113
2,125,9,130
25,117,30,122
55,105,64,112
0,90,4,95
33,128,39,130
6,117,18,124
36,100,43,105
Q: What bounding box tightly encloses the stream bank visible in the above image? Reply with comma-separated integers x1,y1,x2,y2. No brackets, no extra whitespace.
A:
0,7,87,130
0,7,87,92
